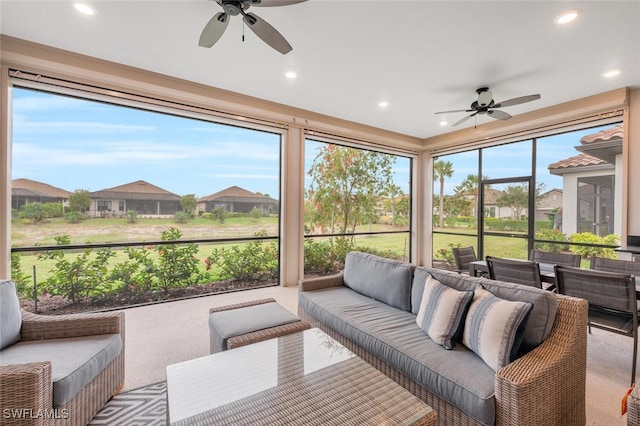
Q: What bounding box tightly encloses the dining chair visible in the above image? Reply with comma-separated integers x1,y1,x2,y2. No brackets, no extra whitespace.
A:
485,256,543,289
555,265,638,386
452,246,478,275
590,255,640,276
530,249,581,267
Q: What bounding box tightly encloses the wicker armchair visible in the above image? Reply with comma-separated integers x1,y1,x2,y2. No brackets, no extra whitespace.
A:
0,280,125,426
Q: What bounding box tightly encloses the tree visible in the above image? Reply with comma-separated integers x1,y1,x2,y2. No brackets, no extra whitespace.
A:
68,189,92,212
454,174,490,217
180,194,197,216
306,144,396,234
496,182,546,219
496,184,528,219
433,160,453,228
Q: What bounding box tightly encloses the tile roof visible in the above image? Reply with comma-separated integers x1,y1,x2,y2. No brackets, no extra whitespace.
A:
11,178,70,198
580,124,623,144
94,180,178,195
199,186,276,203
547,153,608,171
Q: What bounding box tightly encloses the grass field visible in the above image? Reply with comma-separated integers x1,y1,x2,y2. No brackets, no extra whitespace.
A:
11,216,413,285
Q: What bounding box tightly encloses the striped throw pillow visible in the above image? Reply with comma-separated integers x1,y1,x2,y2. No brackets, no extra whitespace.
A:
463,286,533,371
416,275,474,349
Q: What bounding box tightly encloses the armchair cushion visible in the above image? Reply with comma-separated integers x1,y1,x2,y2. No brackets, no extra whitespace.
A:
0,280,22,350
0,334,122,407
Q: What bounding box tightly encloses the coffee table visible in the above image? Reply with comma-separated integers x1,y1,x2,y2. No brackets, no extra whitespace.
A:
166,328,436,425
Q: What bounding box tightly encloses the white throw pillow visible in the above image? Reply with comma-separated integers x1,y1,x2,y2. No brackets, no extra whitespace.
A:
463,286,533,371
416,275,474,349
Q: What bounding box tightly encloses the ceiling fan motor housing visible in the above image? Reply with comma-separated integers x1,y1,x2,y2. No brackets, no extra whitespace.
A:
476,87,493,107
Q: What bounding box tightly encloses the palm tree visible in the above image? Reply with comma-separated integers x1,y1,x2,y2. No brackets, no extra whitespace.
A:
434,160,454,228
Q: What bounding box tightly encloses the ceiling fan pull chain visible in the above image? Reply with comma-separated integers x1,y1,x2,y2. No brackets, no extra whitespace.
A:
242,20,245,42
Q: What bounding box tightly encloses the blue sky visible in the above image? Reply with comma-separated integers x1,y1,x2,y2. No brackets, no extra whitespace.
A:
12,87,609,200
12,87,411,199
434,123,616,195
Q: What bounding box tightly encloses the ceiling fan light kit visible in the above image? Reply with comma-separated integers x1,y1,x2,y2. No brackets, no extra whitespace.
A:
435,87,541,127
199,0,307,54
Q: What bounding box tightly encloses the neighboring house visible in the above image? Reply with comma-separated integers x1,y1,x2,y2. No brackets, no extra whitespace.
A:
198,186,279,215
535,188,563,222
89,180,181,218
482,187,527,220
11,178,70,212
548,124,622,237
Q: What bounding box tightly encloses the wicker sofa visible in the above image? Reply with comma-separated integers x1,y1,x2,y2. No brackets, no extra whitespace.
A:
0,280,125,426
298,252,588,426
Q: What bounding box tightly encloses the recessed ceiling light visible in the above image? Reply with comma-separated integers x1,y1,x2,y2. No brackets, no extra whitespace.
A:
439,121,448,126
74,2,95,15
602,69,621,78
554,9,581,25
378,101,389,108
285,71,297,79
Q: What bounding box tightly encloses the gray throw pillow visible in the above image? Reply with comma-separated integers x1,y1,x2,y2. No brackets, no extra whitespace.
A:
462,285,532,371
1,280,22,350
416,275,474,349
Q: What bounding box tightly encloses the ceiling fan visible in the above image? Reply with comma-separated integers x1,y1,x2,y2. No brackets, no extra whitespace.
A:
199,0,307,54
435,87,541,127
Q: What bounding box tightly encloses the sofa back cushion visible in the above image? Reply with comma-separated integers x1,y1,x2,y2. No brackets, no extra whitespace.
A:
343,252,414,311
1,280,22,350
412,267,558,354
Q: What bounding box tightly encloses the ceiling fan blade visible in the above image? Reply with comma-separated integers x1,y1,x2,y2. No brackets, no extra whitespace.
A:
243,12,292,54
434,109,473,115
488,110,512,120
253,0,308,6
199,12,229,47
452,113,476,127
493,94,541,108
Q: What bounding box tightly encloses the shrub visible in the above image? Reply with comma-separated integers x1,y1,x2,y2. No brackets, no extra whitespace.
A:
126,210,139,223
250,207,262,220
20,202,46,223
534,229,569,252
174,211,191,223
11,250,31,296
206,229,278,281
155,228,202,292
38,246,116,303
65,211,85,223
568,232,620,259
43,202,64,218
304,239,335,274
211,207,227,224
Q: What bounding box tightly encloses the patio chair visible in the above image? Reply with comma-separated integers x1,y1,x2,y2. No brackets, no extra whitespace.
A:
486,256,543,289
530,249,581,267
451,246,478,275
555,265,638,386
0,279,125,426
590,255,640,276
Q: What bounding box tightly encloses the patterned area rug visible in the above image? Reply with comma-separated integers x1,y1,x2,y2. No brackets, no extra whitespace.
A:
89,381,166,425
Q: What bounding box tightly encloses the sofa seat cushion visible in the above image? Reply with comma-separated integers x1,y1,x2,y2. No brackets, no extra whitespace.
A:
412,267,558,355
343,252,414,311
0,280,22,350
299,286,496,426
0,334,122,407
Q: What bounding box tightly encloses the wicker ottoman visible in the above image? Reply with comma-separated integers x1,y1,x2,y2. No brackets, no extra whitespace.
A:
629,384,640,425
208,298,310,353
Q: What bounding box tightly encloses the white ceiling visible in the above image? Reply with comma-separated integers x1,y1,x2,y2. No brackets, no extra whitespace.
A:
1,0,639,139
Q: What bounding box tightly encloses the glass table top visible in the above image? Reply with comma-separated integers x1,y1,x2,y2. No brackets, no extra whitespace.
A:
166,328,435,425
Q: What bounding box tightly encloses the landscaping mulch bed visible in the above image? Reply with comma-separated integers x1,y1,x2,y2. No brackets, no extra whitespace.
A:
19,280,278,316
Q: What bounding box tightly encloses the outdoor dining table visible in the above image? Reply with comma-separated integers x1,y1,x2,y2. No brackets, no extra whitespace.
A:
469,259,640,298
